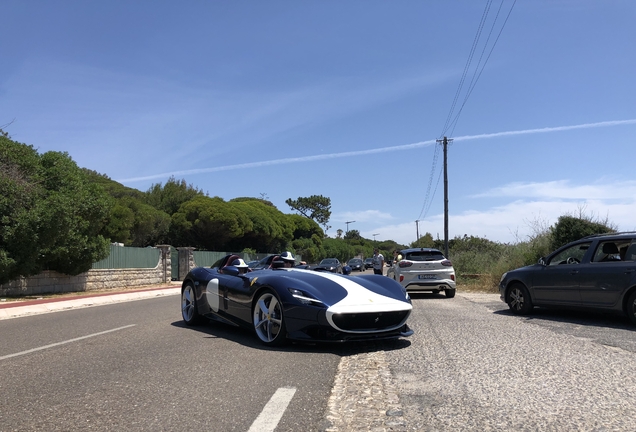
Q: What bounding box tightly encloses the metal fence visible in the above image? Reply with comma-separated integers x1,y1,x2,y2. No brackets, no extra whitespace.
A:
91,246,299,270
92,244,161,269
192,251,272,267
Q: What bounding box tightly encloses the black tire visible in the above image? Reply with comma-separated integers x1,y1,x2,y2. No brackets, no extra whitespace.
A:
626,291,636,326
253,289,287,346
181,282,203,325
507,283,533,315
445,288,456,298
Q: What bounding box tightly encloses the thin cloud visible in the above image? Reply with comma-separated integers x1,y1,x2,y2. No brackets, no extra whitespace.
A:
475,180,636,200
451,119,636,142
118,119,636,183
333,210,394,223
380,196,636,245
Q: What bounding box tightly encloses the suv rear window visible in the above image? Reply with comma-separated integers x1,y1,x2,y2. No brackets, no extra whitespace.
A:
405,251,445,261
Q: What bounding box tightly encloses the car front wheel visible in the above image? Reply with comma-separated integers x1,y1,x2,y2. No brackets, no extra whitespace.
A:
182,283,203,325
626,291,636,326
507,283,533,315
253,289,287,346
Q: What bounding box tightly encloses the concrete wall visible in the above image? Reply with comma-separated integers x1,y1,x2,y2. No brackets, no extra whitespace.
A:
0,245,173,297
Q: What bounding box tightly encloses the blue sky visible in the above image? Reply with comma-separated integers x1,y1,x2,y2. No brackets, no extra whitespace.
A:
2,1,636,246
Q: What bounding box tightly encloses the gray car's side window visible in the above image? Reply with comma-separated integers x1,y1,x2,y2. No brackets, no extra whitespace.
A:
593,240,632,263
622,242,636,261
548,242,591,266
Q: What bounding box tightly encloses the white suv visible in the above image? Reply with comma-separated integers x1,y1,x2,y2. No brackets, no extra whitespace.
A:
386,248,456,298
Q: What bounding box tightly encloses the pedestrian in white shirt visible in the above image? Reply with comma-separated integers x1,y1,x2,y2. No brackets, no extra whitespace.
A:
372,248,384,275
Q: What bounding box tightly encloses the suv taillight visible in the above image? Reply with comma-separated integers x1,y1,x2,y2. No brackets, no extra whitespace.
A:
441,260,452,267
399,261,412,268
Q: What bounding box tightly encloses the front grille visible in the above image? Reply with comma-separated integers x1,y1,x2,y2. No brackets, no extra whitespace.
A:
331,311,409,331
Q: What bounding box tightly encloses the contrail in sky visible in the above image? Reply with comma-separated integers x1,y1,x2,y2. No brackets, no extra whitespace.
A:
119,119,636,183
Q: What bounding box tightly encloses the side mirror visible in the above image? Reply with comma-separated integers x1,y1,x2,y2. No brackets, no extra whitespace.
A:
538,257,546,266
221,266,240,276
342,266,352,275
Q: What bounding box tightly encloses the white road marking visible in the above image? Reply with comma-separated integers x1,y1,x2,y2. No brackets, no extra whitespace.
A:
248,387,297,432
0,324,136,361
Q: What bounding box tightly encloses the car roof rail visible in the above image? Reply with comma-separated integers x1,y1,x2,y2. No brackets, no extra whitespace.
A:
581,231,636,240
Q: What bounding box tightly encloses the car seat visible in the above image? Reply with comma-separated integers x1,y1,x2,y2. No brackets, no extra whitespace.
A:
601,243,620,261
269,255,282,269
624,243,636,261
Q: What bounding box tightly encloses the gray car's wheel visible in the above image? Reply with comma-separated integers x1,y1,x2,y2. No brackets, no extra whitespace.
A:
181,283,203,325
253,289,287,346
445,288,456,298
626,291,636,326
507,283,533,315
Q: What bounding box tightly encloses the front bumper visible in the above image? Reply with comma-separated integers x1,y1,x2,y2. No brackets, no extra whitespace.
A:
286,323,413,343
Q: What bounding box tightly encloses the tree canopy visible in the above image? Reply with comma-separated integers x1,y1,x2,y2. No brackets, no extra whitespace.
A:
285,195,331,232
550,214,615,251
0,135,110,284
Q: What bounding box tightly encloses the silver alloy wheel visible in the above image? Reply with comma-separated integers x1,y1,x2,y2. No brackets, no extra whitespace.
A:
509,286,524,311
253,291,283,344
182,284,196,323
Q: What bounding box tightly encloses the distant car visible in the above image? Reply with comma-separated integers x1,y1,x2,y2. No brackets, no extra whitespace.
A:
247,260,260,269
347,258,364,272
386,248,456,298
181,254,413,345
499,232,636,325
314,258,343,274
364,258,374,269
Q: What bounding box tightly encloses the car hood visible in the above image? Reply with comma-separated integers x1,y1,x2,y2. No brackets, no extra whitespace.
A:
277,269,411,312
507,263,541,274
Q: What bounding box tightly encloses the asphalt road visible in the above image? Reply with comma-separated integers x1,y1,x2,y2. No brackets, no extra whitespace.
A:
0,295,349,431
3,287,636,431
384,292,636,431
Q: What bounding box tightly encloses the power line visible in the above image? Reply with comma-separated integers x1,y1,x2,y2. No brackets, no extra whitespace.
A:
440,0,493,138
417,0,517,226
418,1,494,224
417,142,440,220
447,0,518,137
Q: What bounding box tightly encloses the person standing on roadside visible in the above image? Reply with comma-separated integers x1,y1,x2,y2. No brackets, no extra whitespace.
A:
372,248,384,275
393,249,403,264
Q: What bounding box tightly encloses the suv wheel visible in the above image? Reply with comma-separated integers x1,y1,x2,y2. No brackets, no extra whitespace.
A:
445,288,456,298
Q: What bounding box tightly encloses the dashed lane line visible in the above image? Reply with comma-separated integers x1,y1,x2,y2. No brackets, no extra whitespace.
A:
248,387,297,432
0,324,136,361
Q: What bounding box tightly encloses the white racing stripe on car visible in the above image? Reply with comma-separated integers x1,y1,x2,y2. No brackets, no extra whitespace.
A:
291,269,411,313
205,278,220,312
247,387,296,432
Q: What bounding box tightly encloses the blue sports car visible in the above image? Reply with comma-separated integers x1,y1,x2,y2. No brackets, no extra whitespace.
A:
181,254,413,345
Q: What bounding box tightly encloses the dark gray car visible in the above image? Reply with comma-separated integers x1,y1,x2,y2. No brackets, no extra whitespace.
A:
499,232,636,325
347,258,364,272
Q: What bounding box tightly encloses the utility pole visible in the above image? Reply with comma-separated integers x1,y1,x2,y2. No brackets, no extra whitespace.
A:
373,233,379,244
436,136,452,258
345,220,355,233
415,220,420,244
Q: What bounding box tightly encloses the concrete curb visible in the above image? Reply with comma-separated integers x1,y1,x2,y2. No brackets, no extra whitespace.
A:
0,287,181,320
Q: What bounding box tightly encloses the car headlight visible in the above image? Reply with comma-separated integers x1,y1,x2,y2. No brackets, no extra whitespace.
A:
403,288,410,301
499,272,508,283
288,288,325,307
